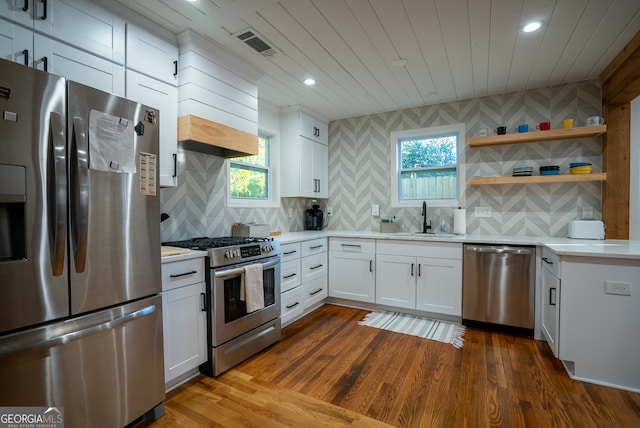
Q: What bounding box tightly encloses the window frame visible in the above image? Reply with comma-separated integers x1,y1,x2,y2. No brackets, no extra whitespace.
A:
226,131,280,208
390,123,465,208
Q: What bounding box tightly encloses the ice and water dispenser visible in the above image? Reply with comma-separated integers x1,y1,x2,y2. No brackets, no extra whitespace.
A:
0,164,26,260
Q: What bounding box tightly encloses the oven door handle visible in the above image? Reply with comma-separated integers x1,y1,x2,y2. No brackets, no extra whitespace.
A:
213,258,279,279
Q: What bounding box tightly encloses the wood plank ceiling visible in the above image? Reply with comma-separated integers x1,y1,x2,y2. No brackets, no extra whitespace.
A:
105,0,640,121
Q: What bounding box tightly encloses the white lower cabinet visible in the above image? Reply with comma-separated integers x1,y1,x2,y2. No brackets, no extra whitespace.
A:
279,239,328,326
375,254,415,309
541,248,560,357
329,238,376,303
162,282,207,383
281,287,304,325
376,241,462,316
301,238,327,310
161,254,207,388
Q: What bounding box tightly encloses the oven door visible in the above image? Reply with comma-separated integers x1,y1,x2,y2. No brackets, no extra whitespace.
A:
211,256,281,346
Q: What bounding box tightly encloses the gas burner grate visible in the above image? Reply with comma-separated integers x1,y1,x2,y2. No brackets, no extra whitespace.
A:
163,236,274,250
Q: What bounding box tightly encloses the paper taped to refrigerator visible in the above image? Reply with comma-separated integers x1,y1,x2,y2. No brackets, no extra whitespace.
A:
89,109,136,173
139,152,157,196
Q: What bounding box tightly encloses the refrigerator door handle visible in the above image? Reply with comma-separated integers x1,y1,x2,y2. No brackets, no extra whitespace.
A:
70,116,89,273
49,111,66,276
0,304,157,358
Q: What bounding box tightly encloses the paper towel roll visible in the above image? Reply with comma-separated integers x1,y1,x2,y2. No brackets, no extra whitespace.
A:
453,208,466,235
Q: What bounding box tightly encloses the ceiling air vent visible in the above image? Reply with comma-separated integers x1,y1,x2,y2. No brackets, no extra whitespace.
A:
235,29,277,57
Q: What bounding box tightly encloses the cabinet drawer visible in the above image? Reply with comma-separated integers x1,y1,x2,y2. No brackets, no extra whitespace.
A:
281,259,301,293
304,277,328,308
541,247,560,277
161,257,206,291
301,238,327,257
376,240,461,259
330,238,375,253
280,242,301,262
281,287,304,325
302,252,327,281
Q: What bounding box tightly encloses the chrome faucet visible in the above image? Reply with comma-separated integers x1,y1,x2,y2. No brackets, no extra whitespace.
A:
422,201,432,233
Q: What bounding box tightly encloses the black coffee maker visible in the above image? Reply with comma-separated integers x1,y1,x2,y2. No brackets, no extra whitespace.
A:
305,203,324,230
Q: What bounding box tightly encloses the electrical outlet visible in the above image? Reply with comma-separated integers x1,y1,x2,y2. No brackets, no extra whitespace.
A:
371,204,380,216
604,281,632,296
474,206,491,218
287,208,294,218
327,207,333,216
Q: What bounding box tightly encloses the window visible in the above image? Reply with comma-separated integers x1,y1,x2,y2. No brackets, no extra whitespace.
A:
228,133,278,207
391,124,465,206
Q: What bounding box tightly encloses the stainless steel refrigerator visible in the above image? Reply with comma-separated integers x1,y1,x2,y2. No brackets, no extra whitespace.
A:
0,58,164,427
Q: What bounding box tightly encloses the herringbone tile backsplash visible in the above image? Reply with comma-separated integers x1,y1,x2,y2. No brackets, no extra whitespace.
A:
160,80,602,241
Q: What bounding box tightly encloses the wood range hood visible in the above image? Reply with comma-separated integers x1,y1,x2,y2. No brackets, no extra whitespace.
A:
177,114,258,158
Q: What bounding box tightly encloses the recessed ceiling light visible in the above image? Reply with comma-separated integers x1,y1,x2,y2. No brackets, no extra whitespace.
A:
303,78,316,86
523,21,542,33
391,58,407,68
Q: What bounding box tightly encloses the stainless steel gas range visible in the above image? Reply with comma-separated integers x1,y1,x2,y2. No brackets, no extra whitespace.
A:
163,236,281,376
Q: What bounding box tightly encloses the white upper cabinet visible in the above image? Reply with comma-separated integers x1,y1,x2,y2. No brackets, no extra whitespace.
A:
126,70,178,187
125,25,179,187
33,33,124,96
1,0,125,64
280,108,329,198
299,110,328,145
126,24,178,85
0,20,32,64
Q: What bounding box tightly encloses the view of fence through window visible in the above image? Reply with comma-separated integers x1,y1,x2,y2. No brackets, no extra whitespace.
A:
399,133,458,200
230,135,269,199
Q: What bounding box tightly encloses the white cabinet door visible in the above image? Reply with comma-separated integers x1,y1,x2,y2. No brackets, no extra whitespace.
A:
33,34,124,95
299,136,315,196
0,0,46,28
299,110,328,145
329,251,375,302
313,140,328,198
415,257,462,316
126,24,178,85
126,70,178,187
375,254,415,309
280,109,329,198
162,282,207,382
34,0,125,64
541,266,560,357
0,20,31,64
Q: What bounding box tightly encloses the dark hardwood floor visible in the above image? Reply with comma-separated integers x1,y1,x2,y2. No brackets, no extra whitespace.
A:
148,304,640,427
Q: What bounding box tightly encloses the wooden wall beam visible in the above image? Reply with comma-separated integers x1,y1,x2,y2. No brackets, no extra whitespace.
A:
602,103,630,238
600,31,640,239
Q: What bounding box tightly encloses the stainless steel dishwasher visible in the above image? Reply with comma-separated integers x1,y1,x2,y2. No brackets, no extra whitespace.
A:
463,244,535,332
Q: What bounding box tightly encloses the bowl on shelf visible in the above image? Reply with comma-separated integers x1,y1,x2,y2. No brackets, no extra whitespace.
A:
512,166,533,177
570,162,592,174
540,165,560,176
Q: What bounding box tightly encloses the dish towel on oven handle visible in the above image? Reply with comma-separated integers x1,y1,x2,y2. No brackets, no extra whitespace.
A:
240,263,265,313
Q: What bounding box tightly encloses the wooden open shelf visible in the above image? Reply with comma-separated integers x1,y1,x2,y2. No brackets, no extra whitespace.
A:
468,172,607,185
468,125,607,148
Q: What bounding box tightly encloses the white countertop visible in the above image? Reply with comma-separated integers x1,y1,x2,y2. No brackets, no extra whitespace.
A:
274,230,640,259
161,249,208,263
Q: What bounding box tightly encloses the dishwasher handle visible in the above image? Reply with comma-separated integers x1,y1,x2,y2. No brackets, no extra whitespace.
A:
465,246,533,256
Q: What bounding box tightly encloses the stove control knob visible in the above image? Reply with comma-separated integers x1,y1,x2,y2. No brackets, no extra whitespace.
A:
224,251,231,258
234,249,241,257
